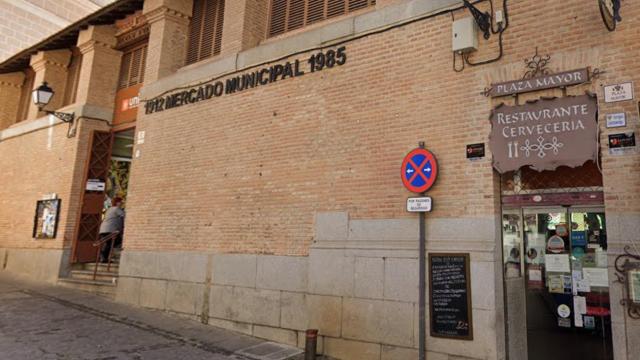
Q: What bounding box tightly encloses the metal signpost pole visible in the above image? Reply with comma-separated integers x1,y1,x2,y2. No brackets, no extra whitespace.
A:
419,203,426,360
401,141,437,360
418,141,426,360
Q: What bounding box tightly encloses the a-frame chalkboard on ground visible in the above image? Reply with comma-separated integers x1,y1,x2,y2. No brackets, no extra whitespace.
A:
429,253,473,340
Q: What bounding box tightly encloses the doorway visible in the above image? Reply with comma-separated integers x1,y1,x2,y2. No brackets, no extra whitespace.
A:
107,128,134,209
71,128,134,263
502,206,613,360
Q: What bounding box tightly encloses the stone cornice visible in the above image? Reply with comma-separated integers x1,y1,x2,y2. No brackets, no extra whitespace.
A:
30,58,68,72
144,7,190,25
0,81,23,88
77,40,118,55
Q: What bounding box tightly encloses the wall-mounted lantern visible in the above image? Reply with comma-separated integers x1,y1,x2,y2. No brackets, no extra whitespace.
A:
599,0,622,31
462,0,492,40
615,246,640,319
32,82,75,123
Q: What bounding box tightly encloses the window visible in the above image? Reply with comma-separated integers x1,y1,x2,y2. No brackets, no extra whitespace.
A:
186,0,225,65
16,69,35,122
118,43,148,90
63,49,82,106
268,0,376,37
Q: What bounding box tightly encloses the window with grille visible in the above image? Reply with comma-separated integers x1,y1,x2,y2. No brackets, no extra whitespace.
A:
16,69,35,122
63,49,82,106
186,0,225,65
268,0,376,37
118,43,148,90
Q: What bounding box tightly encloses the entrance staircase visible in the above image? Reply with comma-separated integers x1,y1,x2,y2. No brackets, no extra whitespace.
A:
57,249,121,298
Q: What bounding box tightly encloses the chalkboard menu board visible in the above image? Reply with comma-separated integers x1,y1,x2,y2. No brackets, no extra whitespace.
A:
429,253,473,340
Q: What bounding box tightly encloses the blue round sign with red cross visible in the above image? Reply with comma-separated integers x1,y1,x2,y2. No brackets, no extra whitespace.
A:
401,148,438,193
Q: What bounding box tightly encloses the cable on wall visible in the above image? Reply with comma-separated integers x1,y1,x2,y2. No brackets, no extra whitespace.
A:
463,0,510,67
142,0,495,102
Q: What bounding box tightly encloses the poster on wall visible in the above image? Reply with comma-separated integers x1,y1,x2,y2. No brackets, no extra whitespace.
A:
489,94,598,173
32,199,61,239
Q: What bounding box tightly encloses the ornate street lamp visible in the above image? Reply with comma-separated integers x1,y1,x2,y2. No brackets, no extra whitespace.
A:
32,82,75,123
462,0,492,40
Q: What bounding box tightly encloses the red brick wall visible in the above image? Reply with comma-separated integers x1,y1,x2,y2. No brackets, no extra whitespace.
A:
126,1,640,255
0,119,107,250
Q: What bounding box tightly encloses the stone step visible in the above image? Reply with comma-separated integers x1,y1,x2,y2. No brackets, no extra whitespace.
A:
79,262,119,272
69,269,118,283
57,278,117,298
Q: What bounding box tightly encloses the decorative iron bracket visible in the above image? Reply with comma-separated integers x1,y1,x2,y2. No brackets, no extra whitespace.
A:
590,68,606,80
45,110,75,123
463,0,491,40
522,47,551,80
614,246,640,319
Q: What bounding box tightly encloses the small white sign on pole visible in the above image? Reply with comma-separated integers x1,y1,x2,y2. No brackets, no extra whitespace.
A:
407,197,432,212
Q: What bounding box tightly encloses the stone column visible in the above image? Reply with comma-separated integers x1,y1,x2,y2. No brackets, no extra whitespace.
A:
75,25,121,111
0,72,26,129
221,0,269,55
27,49,71,120
143,0,192,83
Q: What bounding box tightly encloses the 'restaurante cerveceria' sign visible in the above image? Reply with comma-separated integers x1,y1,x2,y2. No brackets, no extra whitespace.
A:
489,94,597,173
489,68,590,97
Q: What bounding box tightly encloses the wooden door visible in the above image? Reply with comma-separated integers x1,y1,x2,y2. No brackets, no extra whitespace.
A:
72,131,113,263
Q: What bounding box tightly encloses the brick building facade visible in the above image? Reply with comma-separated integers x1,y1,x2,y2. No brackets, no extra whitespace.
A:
0,0,639,359
0,0,114,62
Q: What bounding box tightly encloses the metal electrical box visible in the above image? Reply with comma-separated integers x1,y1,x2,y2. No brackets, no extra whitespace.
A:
452,17,478,53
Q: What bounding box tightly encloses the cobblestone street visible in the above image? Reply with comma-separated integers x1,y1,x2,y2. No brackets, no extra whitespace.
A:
0,275,304,360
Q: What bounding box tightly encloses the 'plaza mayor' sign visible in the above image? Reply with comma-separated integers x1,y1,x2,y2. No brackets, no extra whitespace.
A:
489,94,598,173
489,68,590,97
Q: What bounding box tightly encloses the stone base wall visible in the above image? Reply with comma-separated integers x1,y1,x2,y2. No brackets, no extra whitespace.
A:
0,248,70,283
116,212,504,360
605,212,640,360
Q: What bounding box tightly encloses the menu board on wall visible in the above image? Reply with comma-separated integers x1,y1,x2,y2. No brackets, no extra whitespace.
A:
429,253,473,340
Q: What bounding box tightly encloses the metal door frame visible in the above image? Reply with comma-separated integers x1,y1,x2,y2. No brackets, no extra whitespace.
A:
502,204,608,360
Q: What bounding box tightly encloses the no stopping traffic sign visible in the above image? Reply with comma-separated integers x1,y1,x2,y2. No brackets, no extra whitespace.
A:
401,148,438,193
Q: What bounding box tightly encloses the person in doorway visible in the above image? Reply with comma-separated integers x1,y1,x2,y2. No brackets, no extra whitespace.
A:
99,197,125,263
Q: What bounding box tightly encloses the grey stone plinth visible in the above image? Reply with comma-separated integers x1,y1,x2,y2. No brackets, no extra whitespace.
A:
315,212,349,241
384,257,418,302
342,298,414,347
115,276,141,306
308,249,355,297
280,292,342,337
256,256,307,292
165,281,204,315
349,219,418,241
354,257,384,299
212,254,257,288
209,285,280,327
253,325,298,346
120,250,207,283
324,337,381,360
139,279,167,310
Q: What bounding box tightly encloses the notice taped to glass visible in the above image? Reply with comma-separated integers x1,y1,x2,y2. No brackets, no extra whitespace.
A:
429,253,473,340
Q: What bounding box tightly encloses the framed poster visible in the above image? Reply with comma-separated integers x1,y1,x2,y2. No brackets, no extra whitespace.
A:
32,199,61,239
429,253,473,340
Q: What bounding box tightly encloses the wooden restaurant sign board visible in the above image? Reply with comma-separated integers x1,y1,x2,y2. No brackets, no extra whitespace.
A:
489,68,590,97
489,94,598,173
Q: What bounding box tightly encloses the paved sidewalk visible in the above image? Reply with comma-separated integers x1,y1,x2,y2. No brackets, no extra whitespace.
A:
0,274,318,360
